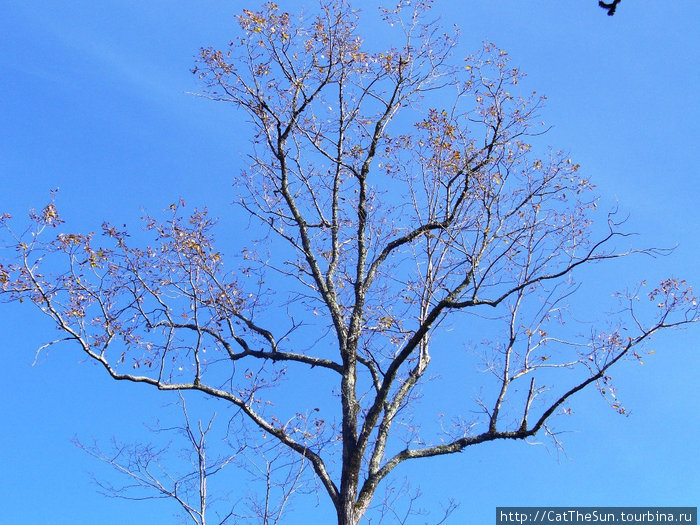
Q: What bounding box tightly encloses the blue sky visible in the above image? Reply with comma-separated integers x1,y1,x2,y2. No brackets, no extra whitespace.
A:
1,1,698,524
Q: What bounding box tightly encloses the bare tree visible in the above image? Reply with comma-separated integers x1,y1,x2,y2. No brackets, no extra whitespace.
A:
0,2,696,524
76,395,235,525
75,393,307,524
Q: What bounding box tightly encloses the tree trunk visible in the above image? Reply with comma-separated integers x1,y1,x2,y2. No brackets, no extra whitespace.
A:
337,467,360,525
336,500,358,525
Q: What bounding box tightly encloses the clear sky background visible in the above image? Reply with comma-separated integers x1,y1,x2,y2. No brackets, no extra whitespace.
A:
1,1,698,524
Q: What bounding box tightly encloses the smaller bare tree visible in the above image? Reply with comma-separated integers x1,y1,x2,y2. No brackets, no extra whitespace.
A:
75,393,307,525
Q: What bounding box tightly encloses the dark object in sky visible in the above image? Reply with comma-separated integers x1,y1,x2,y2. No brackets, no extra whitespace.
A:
599,0,622,16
